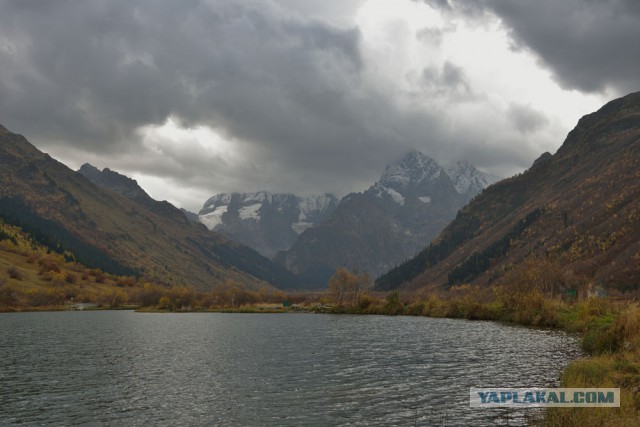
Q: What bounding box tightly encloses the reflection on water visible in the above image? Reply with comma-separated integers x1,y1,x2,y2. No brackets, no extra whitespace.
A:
0,311,581,426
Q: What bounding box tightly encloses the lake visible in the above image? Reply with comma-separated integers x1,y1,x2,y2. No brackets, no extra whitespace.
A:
0,311,581,426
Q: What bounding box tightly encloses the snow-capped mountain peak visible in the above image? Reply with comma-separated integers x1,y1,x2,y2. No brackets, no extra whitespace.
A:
378,151,442,189
366,151,451,205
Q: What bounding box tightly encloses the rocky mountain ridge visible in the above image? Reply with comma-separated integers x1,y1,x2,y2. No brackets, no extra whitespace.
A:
376,92,640,293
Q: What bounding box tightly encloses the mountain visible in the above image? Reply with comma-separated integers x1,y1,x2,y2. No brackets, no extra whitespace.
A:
78,163,153,205
376,92,640,293
198,192,338,258
0,125,297,290
275,151,499,288
443,161,502,198
78,163,196,223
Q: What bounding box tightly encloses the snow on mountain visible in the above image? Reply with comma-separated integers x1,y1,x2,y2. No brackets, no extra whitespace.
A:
378,151,443,189
276,151,502,287
202,193,234,210
198,191,338,258
295,194,338,234
443,161,502,195
372,152,501,199
291,221,314,235
199,205,227,229
367,151,453,206
239,203,261,220
195,151,501,285
299,193,335,219
200,192,337,230
385,187,405,205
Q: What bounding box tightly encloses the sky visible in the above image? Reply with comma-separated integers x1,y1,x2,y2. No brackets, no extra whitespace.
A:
0,0,638,212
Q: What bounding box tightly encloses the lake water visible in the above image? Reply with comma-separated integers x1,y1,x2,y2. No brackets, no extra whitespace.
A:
0,311,581,426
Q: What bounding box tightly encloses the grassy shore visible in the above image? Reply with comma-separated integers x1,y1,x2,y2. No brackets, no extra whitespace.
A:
546,302,640,426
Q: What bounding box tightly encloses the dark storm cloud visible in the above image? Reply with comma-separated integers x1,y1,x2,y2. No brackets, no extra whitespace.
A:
0,1,200,149
419,0,640,94
0,0,363,151
0,0,619,209
0,0,447,200
488,0,640,93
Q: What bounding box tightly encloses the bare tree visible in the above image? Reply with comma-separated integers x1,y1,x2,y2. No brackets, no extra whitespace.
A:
328,268,371,306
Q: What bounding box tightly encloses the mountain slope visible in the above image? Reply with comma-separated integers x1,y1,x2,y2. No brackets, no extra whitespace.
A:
78,163,196,223
376,92,640,292
0,125,297,290
275,152,498,288
198,192,338,258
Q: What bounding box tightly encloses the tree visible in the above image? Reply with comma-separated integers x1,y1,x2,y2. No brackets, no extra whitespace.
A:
328,268,349,306
222,279,242,308
328,268,371,306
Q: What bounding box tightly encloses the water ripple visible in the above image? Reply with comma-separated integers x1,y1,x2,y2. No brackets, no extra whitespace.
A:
0,312,582,426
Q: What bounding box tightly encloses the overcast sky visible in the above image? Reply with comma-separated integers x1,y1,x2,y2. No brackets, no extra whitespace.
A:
1,0,637,211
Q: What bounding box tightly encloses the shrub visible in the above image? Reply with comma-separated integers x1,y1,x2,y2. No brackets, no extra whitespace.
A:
612,303,640,352
158,295,172,310
581,323,618,354
38,257,61,274
134,283,164,307
0,281,19,306
25,288,65,306
7,266,23,280
109,290,128,307
94,270,106,283
382,291,404,315
116,276,136,287
406,300,426,316
358,293,376,310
